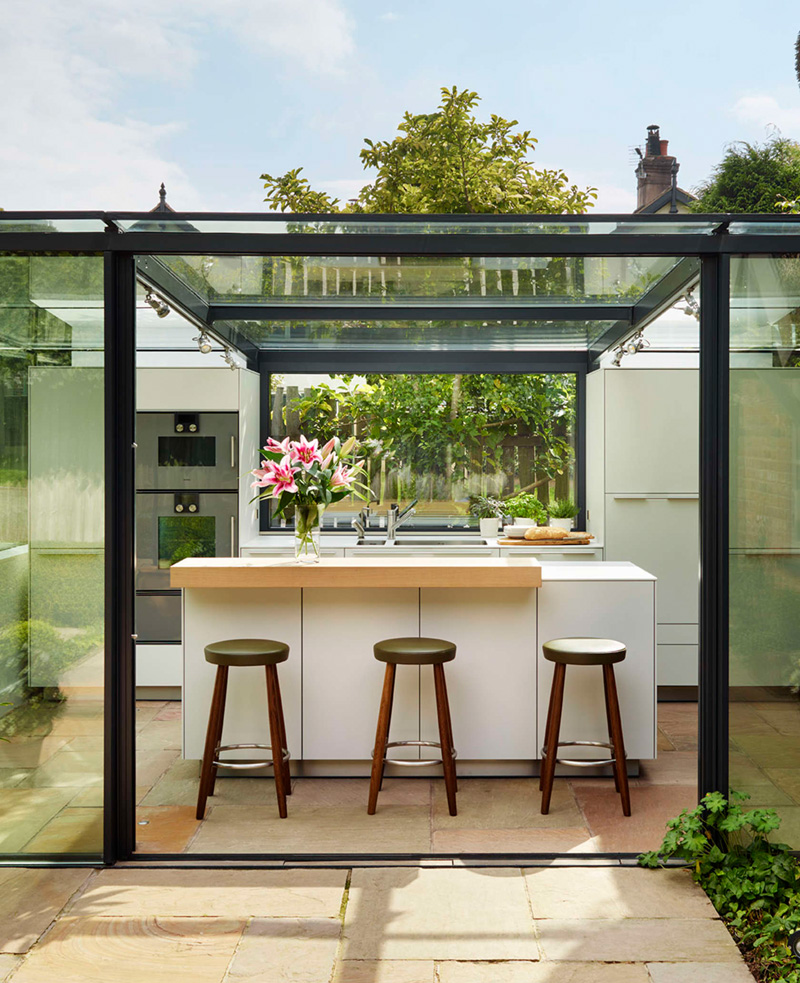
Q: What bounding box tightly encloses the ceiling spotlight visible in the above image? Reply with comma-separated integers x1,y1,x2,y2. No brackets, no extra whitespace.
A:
611,347,624,367
194,332,213,354
145,290,170,318
681,288,700,320
222,347,239,371
624,331,650,356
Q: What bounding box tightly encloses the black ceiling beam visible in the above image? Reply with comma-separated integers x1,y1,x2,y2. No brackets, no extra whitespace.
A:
587,257,701,369
2,230,800,256
258,349,587,375
208,303,631,324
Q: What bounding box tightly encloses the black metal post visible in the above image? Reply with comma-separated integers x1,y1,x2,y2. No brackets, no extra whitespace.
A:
698,252,730,798
103,251,137,863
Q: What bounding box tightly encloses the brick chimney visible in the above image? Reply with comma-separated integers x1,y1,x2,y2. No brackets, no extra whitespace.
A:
635,125,679,211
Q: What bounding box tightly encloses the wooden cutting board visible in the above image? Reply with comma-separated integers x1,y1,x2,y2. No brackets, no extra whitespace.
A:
498,533,594,546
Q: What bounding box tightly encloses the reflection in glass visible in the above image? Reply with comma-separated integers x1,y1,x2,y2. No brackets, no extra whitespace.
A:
729,256,800,845
0,255,104,857
158,516,216,569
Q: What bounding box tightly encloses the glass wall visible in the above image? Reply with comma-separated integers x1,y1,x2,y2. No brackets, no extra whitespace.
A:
0,254,105,856
268,372,576,528
729,255,800,844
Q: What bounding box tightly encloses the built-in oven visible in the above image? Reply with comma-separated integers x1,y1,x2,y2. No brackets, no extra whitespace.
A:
135,490,238,642
136,412,239,490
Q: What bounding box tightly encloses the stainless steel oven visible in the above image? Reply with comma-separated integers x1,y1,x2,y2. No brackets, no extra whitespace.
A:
136,412,239,490
135,491,237,643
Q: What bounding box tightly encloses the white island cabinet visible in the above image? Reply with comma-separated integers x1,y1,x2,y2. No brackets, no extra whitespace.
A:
174,557,656,773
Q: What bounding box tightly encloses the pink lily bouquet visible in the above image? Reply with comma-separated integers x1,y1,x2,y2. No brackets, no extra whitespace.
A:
250,434,369,561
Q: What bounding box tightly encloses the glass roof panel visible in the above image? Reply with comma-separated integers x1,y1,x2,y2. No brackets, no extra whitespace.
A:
0,217,107,232
730,255,800,351
232,318,616,352
729,221,800,235
161,254,681,308
113,215,721,236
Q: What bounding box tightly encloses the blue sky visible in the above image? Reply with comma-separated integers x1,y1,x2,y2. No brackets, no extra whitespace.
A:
2,0,799,212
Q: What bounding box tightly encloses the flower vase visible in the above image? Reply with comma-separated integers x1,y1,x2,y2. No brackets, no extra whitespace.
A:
294,503,325,562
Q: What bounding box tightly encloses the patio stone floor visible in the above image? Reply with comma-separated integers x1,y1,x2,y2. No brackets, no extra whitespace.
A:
0,864,753,981
0,698,798,855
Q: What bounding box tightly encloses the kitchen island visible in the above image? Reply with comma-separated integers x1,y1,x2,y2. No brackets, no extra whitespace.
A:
171,557,656,776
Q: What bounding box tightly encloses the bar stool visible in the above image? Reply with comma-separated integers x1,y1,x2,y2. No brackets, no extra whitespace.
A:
196,638,291,821
539,637,631,817
368,637,458,817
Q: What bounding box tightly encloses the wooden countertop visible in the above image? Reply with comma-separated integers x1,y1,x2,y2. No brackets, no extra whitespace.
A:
170,556,542,589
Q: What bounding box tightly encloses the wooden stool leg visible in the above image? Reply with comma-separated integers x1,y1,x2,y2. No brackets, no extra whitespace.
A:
434,664,458,817
378,669,396,793
272,666,292,795
539,669,558,791
266,666,288,819
196,665,228,821
368,664,396,815
439,666,457,793
602,667,620,793
603,664,631,817
540,663,566,815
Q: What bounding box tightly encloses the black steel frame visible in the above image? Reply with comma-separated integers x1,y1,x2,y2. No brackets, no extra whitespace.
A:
0,210,797,865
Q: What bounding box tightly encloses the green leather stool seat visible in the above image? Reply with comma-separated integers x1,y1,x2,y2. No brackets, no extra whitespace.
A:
374,637,456,666
542,637,626,666
204,638,289,667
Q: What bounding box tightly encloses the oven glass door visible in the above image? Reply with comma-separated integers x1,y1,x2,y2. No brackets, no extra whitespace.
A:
136,412,239,490
136,492,237,590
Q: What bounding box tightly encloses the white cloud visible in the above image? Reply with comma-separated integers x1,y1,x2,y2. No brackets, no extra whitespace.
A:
380,12,400,21
592,183,637,213
0,0,356,209
731,94,800,135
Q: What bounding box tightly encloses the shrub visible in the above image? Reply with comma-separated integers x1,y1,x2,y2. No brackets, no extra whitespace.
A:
504,493,548,525
640,791,800,981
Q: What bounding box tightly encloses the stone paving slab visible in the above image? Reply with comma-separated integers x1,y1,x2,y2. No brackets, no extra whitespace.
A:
646,962,755,981
0,868,92,953
436,962,650,982
537,917,741,962
523,867,716,919
344,867,539,961
69,867,348,919
334,962,435,982
9,915,245,983
226,917,341,982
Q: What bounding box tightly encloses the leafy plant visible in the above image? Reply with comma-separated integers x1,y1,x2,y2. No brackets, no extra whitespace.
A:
468,495,505,519
548,497,579,519
640,791,800,981
692,136,800,214
504,493,548,525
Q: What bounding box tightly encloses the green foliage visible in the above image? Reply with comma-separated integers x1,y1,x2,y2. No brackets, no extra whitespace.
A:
692,137,800,213
640,792,800,981
504,493,548,524
263,86,596,215
277,373,575,504
0,469,25,487
548,497,579,518
468,495,506,519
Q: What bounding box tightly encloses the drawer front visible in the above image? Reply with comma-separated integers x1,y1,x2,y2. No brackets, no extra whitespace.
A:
658,644,698,686
500,547,603,562
241,547,345,557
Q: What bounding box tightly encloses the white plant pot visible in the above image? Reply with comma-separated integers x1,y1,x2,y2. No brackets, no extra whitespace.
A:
479,517,499,539
550,517,574,532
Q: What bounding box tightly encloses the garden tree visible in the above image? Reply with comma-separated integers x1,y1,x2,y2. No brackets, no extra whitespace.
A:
261,88,591,504
261,86,596,214
691,135,800,213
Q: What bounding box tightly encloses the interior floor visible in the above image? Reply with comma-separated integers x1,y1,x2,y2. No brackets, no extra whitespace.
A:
4,699,798,855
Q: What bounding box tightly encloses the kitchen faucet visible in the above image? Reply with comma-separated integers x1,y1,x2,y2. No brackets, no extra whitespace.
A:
386,499,418,540
351,505,372,539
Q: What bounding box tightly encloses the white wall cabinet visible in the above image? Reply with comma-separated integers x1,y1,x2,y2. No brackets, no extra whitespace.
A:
590,368,700,686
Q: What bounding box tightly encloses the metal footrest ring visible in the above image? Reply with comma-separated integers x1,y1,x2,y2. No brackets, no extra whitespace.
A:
382,739,458,768
213,742,290,771
540,739,616,769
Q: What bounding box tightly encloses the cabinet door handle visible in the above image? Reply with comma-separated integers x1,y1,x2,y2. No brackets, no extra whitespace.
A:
231,516,236,557
230,435,237,469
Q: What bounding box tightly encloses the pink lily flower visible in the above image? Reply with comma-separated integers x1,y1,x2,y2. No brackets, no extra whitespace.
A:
264,436,292,455
261,456,299,496
290,435,323,469
320,453,333,469
321,437,336,458
330,464,353,488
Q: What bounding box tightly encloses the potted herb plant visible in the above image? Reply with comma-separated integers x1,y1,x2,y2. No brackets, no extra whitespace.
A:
468,495,506,539
548,498,579,532
504,493,549,527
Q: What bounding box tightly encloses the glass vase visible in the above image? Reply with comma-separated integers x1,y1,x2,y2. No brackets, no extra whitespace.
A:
294,502,325,563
